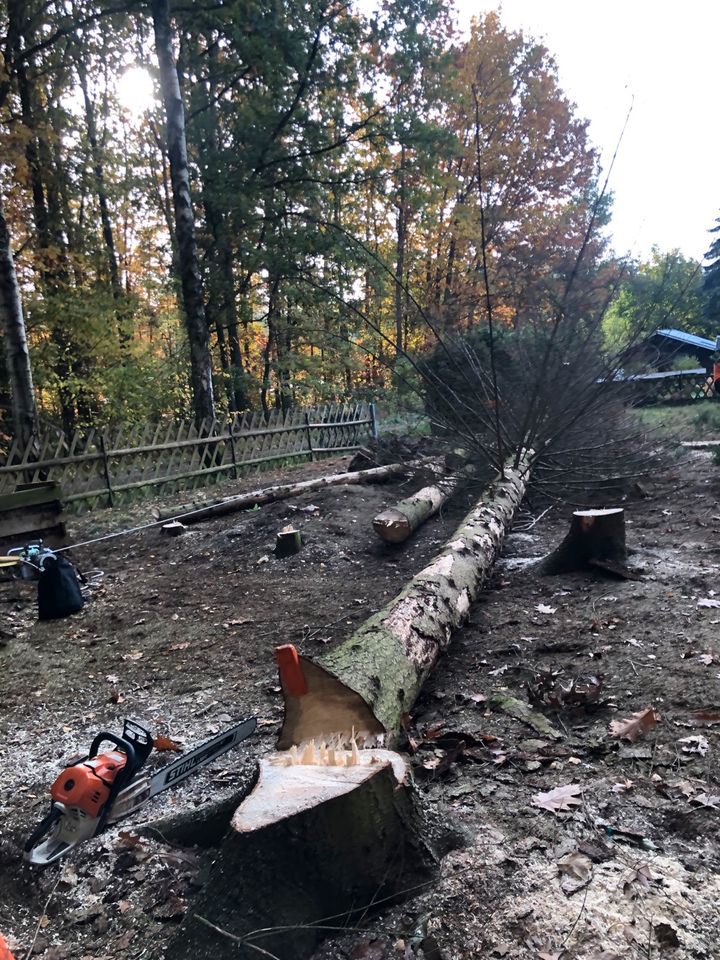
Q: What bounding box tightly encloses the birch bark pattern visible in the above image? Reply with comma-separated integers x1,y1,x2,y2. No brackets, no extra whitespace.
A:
372,466,470,543
151,461,412,523
279,454,532,748
0,196,37,445
151,0,215,424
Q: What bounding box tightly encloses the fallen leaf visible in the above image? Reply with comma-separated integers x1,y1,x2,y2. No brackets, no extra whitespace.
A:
622,863,655,898
689,710,720,725
557,851,593,895
689,793,720,808
678,735,709,756
609,706,660,743
532,783,583,813
154,735,182,752
115,831,143,848
535,603,557,615
611,779,634,793
153,891,185,919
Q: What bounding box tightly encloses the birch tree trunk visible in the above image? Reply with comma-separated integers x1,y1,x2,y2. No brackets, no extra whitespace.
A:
151,0,215,425
279,454,532,748
0,196,37,446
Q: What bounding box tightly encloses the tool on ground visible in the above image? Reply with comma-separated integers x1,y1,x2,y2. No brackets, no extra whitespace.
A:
25,716,256,866
7,542,56,580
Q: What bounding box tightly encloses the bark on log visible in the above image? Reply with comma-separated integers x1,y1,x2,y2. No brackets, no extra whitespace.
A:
372,465,471,544
279,454,532,749
151,462,411,523
170,750,433,960
538,507,636,578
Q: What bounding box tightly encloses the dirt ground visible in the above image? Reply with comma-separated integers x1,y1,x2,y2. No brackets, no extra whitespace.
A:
0,446,719,960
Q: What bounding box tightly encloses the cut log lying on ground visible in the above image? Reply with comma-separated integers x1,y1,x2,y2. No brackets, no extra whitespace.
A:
170,455,531,960
280,453,532,747
372,464,472,544
538,507,639,579
151,461,412,524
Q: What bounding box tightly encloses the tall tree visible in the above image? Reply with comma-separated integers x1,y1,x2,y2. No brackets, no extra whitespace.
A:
0,192,37,445
703,216,720,334
150,0,214,424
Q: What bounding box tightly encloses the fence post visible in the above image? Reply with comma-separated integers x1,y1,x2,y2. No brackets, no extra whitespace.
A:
227,419,239,479
99,433,114,507
304,412,315,461
368,402,379,440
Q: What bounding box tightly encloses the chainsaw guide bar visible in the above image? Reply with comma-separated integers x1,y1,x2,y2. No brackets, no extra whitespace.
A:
25,716,256,866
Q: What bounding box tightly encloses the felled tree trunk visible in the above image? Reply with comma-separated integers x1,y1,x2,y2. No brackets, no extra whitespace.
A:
372,465,470,544
280,453,531,748
538,507,635,578
152,461,411,524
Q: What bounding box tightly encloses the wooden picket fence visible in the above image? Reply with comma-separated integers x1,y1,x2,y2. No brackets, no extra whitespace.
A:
0,402,376,511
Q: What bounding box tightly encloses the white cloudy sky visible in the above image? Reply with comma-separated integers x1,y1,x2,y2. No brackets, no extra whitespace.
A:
457,0,720,262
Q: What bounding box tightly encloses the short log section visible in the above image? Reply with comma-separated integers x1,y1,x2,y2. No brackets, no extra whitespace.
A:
372,465,471,544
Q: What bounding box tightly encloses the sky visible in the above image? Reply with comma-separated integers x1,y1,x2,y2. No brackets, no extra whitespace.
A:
456,0,720,263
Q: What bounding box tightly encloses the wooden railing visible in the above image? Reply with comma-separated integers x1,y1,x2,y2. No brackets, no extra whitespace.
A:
0,402,376,510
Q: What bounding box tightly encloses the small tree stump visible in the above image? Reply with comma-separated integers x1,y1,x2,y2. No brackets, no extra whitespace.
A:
539,508,637,579
275,525,302,558
162,521,186,537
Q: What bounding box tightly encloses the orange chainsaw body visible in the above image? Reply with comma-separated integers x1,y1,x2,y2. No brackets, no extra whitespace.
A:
50,750,128,817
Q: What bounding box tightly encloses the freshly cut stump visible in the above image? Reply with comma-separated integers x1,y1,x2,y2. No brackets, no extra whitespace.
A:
275,524,302,557
539,507,636,578
171,748,433,960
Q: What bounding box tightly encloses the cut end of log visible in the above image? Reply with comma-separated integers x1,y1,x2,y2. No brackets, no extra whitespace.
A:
372,507,413,543
276,649,385,750
232,748,409,834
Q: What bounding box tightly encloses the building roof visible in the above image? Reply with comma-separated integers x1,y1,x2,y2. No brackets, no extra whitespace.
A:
654,328,716,351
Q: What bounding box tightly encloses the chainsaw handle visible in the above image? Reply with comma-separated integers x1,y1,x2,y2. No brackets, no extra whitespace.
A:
88,731,137,766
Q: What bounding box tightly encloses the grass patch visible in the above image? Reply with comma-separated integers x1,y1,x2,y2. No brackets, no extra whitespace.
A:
633,402,720,440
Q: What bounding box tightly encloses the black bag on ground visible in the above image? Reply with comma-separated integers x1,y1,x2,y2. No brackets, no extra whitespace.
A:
37,556,84,621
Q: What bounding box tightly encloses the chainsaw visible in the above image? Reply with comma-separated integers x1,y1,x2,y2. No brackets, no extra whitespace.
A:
25,716,256,866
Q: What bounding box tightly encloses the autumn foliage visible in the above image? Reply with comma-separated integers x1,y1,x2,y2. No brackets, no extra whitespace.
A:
1,2,613,435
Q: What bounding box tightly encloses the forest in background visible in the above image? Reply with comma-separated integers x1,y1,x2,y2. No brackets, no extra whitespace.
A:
1,0,719,447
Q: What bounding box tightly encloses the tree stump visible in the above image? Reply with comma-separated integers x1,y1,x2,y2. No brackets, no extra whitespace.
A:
275,525,302,557
168,750,434,960
538,508,637,578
